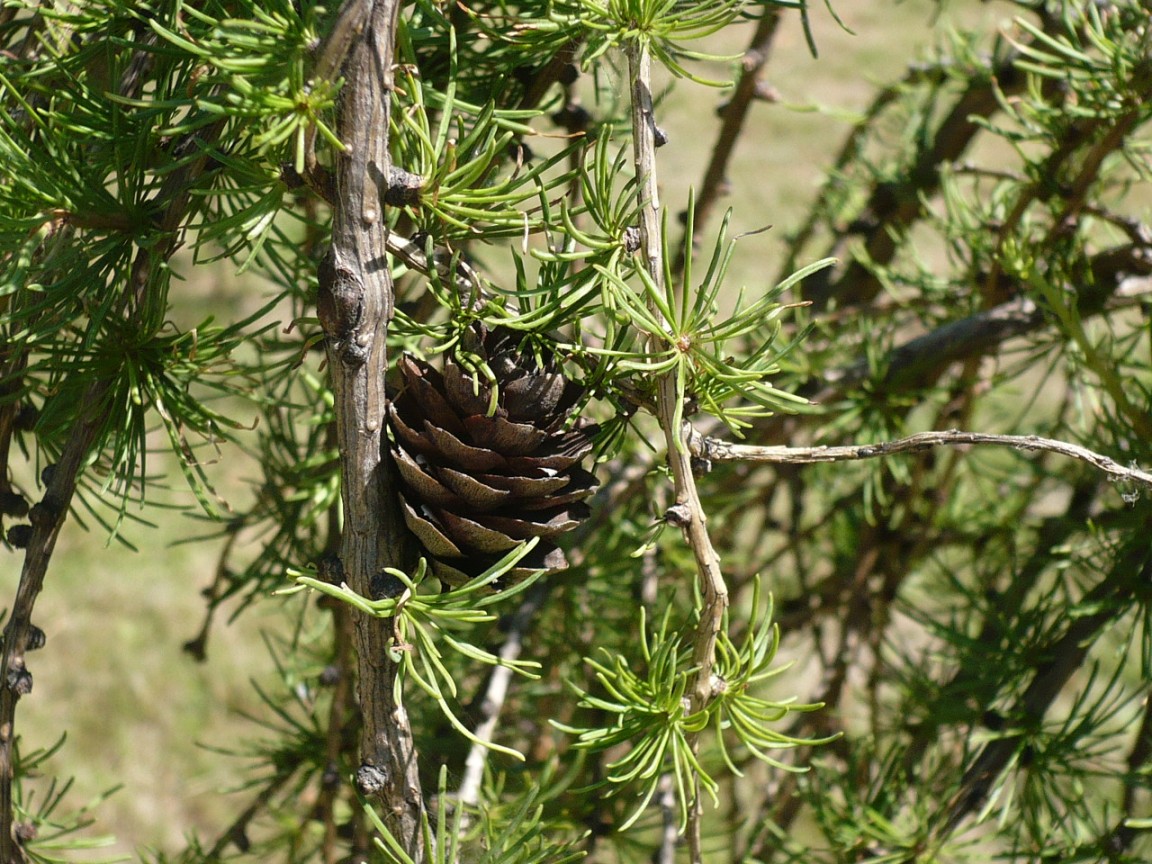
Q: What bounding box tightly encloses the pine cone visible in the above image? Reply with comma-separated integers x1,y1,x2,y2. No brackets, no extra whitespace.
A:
388,325,598,586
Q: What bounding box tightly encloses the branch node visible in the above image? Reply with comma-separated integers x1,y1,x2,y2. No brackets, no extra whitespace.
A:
4,526,31,549
25,626,44,652
355,764,390,796
317,250,369,367
27,499,59,528
664,503,692,527
623,226,641,253
370,569,407,600
384,166,423,206
5,667,31,697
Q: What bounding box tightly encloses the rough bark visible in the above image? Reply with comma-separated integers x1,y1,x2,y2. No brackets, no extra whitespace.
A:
316,0,426,857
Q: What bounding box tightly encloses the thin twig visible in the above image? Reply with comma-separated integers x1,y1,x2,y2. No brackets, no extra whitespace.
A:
182,525,243,661
627,41,726,864
691,428,1152,490
455,582,548,808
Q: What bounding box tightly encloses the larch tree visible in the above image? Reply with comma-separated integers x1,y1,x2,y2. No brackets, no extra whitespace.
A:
1,1,1151,863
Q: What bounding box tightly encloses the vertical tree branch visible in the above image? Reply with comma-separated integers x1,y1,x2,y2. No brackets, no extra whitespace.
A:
626,41,727,864
316,0,425,857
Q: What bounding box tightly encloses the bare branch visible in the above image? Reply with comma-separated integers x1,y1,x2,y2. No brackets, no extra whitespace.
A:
691,428,1152,490
0,377,111,863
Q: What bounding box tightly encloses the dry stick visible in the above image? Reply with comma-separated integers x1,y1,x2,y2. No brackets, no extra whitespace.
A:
715,244,1150,562
316,0,426,857
654,774,678,864
691,428,1152,489
676,7,781,273
454,582,547,809
626,41,726,864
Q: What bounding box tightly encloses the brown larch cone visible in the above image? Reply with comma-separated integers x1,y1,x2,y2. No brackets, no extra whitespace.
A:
387,324,599,587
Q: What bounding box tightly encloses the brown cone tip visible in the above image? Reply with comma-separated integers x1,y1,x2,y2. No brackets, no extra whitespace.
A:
389,324,598,586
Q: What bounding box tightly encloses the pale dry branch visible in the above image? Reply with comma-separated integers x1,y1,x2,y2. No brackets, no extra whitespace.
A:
690,428,1152,491
455,583,547,809
627,41,726,864
454,462,651,808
